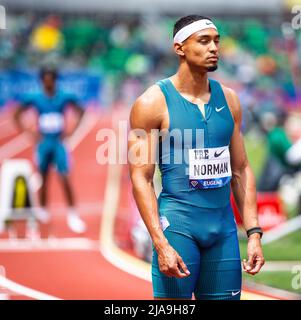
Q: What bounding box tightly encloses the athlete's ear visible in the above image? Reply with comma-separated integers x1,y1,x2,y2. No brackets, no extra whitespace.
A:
174,42,185,57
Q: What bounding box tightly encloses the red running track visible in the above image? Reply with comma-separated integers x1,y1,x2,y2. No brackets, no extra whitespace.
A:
0,107,153,300
0,107,283,300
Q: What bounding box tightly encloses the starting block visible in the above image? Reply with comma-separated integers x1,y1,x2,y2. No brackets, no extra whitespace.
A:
0,159,39,236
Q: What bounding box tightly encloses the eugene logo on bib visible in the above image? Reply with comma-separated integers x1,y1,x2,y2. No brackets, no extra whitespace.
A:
188,146,232,189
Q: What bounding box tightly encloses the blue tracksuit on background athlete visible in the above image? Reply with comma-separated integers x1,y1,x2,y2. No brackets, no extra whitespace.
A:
152,78,242,300
21,91,79,175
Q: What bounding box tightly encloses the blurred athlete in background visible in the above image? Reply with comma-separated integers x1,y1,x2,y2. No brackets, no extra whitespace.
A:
14,67,87,234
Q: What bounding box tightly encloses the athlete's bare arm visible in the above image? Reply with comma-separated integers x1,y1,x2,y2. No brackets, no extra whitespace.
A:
224,86,265,275
64,102,85,138
14,105,27,131
14,104,40,142
129,85,190,279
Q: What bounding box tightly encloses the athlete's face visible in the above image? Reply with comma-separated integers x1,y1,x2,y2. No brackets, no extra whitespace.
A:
41,73,56,91
175,28,220,72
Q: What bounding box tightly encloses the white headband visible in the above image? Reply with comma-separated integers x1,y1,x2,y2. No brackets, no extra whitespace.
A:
173,19,217,43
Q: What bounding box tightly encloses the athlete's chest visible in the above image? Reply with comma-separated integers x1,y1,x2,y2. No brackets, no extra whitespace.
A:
162,101,234,148
36,95,66,114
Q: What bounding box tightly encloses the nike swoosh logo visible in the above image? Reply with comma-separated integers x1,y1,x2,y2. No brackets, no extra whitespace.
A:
205,22,212,25
215,106,226,112
214,149,226,158
231,291,240,296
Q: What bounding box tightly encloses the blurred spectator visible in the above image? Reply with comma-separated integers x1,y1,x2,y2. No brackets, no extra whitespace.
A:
257,110,301,191
0,11,300,113
30,15,63,52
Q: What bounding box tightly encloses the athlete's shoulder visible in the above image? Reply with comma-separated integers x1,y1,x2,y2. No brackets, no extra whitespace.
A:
59,90,71,98
135,84,165,108
130,84,166,130
20,91,39,107
61,91,80,104
220,84,241,122
34,91,47,102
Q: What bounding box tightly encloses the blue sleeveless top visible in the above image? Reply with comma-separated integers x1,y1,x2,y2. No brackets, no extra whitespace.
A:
157,78,234,209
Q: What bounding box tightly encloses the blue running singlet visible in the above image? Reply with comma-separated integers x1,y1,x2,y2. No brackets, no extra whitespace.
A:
21,91,79,174
152,78,242,300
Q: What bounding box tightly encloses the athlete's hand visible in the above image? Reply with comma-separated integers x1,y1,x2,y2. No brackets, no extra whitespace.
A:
27,129,40,143
243,234,265,275
157,244,190,278
61,131,70,139
61,131,73,142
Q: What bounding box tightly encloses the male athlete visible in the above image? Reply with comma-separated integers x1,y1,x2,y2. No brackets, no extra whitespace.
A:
14,67,87,234
129,15,265,300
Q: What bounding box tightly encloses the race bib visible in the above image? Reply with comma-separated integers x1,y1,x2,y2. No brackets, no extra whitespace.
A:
38,113,64,134
188,146,232,189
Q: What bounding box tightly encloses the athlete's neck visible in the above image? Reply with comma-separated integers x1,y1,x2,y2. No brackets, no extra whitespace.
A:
44,87,56,97
171,64,209,99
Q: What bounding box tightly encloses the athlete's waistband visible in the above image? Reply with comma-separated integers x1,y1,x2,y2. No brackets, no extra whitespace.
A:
39,132,63,139
158,192,231,210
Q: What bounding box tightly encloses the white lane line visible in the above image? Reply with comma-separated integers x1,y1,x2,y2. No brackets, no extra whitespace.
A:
262,215,301,245
99,111,151,281
0,109,99,161
0,117,12,128
0,118,17,140
98,109,152,281
0,275,61,300
99,125,151,282
0,132,31,161
16,202,104,216
66,109,99,152
0,238,99,251
261,261,301,271
0,128,17,140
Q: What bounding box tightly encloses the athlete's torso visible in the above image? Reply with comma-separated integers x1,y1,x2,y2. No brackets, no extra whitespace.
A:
157,78,234,209
22,91,77,138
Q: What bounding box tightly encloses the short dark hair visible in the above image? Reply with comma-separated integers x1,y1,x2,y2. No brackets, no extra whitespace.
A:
39,67,58,80
173,15,212,38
